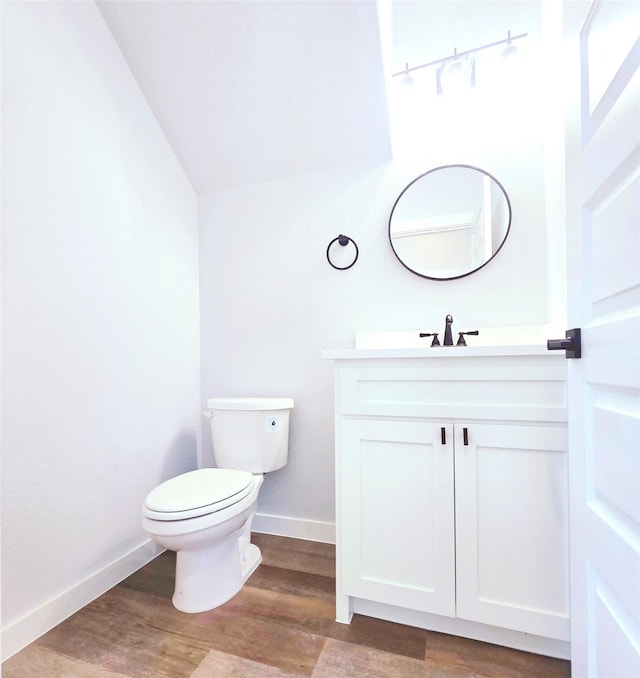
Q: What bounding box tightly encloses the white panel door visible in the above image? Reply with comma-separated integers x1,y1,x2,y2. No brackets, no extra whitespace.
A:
455,423,570,640
339,419,455,617
564,1,640,675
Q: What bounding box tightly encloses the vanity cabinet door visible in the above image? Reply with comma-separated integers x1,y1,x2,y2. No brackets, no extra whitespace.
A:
340,419,455,617
454,424,570,641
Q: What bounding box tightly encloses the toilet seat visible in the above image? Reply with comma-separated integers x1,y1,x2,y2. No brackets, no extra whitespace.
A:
143,468,255,521
143,474,263,539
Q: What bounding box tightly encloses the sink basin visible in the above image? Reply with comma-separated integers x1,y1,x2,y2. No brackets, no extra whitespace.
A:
354,325,562,350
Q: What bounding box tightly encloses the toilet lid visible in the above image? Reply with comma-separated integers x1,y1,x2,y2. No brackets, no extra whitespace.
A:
143,468,254,521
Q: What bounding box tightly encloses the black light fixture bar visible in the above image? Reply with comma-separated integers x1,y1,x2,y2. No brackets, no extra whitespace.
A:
392,31,528,79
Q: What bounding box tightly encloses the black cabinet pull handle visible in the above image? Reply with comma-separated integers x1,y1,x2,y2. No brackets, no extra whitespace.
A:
463,427,469,446
441,427,446,445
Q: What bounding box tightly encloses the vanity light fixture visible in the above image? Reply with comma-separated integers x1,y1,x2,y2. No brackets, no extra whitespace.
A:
392,30,527,95
436,50,475,96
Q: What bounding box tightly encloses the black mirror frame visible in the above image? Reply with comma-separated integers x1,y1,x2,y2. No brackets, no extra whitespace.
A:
388,164,512,281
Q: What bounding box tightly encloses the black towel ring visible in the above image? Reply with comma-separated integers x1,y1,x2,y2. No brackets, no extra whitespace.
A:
326,234,359,270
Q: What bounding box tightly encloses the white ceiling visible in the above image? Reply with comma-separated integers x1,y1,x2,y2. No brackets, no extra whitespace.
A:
97,1,393,194
97,1,541,195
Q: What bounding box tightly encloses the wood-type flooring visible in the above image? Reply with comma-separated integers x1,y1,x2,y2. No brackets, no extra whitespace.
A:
3,534,571,677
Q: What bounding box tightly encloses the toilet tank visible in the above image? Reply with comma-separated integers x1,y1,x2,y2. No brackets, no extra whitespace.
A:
206,397,294,473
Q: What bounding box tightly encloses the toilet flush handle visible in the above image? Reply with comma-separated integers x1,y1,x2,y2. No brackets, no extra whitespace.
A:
202,411,213,419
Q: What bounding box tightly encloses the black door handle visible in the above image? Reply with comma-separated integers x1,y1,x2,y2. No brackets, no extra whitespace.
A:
547,328,582,359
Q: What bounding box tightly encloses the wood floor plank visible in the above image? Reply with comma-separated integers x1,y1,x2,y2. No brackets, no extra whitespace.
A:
252,533,335,578
424,631,570,678
119,551,176,599
247,562,335,601
32,587,211,678
229,578,429,661
2,644,135,678
311,638,431,678
189,648,309,678
2,534,571,677
53,584,325,677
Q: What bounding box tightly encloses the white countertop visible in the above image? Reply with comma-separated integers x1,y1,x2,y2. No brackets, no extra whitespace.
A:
322,326,565,359
322,344,556,360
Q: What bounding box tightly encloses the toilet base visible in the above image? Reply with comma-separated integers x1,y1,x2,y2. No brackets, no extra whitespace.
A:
241,542,261,581
172,524,261,613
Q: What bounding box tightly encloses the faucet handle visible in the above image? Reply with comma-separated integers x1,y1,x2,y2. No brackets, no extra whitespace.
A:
419,332,440,347
456,330,479,346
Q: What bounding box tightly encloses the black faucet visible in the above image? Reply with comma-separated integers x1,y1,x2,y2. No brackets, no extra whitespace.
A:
421,316,479,347
443,314,454,346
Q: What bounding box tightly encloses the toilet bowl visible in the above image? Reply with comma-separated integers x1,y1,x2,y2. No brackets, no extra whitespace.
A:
142,397,293,613
143,469,263,612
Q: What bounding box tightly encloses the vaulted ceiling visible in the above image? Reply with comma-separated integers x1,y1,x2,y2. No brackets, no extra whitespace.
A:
97,1,393,194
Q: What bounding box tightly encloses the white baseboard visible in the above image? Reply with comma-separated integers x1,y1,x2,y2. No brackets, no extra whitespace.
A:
253,512,335,544
1,539,163,663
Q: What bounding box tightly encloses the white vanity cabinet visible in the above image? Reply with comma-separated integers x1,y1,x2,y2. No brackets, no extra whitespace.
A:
324,346,570,658
340,418,456,617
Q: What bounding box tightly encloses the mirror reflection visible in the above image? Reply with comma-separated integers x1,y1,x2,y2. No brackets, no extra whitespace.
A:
389,165,511,280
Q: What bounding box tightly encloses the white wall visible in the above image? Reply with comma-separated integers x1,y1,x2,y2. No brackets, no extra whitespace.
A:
1,1,200,658
198,10,563,539
199,163,552,539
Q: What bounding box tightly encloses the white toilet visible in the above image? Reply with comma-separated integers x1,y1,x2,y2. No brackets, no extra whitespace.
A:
142,397,294,613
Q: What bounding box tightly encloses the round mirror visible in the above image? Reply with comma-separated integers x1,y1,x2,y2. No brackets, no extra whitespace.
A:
389,164,511,280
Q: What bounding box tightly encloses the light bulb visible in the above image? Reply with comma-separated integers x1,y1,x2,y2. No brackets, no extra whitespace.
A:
502,42,518,60
440,58,472,94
